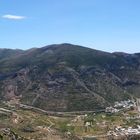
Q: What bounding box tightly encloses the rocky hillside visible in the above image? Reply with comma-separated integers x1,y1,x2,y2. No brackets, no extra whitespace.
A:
0,43,140,111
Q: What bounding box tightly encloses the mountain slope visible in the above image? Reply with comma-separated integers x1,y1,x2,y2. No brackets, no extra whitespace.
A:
0,43,140,111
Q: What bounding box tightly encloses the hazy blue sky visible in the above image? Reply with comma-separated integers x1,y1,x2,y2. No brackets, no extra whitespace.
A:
0,0,140,53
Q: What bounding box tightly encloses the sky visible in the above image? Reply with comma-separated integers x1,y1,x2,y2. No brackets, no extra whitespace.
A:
0,0,140,53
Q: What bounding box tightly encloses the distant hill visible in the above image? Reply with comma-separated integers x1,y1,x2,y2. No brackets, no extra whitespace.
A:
0,43,140,111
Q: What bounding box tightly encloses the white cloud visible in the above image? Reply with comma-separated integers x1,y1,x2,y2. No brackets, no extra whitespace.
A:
2,14,26,20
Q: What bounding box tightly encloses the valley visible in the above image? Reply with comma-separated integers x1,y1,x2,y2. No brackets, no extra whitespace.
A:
0,99,140,140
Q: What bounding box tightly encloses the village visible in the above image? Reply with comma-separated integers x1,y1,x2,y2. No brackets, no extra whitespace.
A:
103,99,140,139
75,98,140,139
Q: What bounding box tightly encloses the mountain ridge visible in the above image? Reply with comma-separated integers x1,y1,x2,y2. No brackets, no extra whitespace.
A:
0,43,140,111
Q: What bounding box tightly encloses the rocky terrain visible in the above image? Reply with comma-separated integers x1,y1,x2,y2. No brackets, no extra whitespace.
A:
0,43,140,111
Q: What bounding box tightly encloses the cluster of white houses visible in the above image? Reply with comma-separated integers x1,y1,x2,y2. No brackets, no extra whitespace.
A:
107,126,140,137
105,99,140,113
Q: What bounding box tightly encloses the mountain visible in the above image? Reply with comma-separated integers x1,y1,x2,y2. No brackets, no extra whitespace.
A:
0,48,23,60
0,43,140,111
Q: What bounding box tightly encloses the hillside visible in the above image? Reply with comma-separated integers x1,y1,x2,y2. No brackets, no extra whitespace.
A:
0,43,140,111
